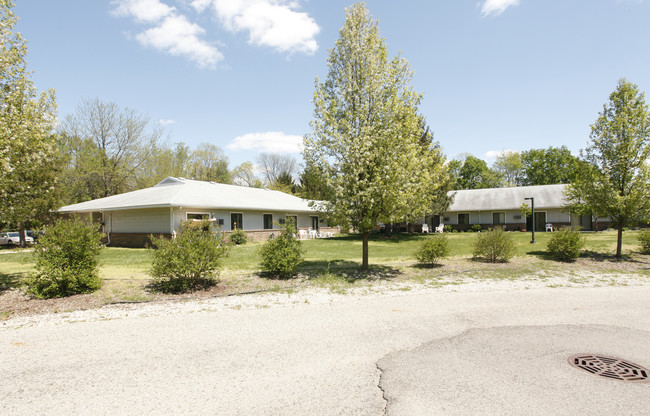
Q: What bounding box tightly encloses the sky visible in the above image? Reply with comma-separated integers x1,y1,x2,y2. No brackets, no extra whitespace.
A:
14,0,650,169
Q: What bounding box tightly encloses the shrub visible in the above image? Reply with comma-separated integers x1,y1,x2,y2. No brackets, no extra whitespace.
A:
638,229,650,254
472,227,515,263
415,235,450,266
229,228,248,245
27,218,103,298
259,220,304,277
443,224,453,233
470,224,482,233
149,221,229,293
547,227,585,261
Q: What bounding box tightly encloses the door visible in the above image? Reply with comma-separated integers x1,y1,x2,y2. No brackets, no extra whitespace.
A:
231,213,243,231
580,213,593,231
526,212,547,232
311,216,319,231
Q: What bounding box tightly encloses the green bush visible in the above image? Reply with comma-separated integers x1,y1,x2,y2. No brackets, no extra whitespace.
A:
259,220,304,277
470,224,482,233
443,224,453,233
638,229,650,254
27,218,103,299
472,227,515,263
415,235,450,266
150,221,229,293
547,227,585,261
229,228,248,245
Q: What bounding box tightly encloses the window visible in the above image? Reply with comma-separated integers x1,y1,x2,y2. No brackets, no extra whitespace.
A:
493,212,505,225
458,213,469,225
310,216,319,230
286,215,298,228
263,214,273,230
231,213,243,230
187,212,210,221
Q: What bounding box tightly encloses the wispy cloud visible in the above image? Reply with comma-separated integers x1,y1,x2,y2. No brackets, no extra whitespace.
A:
111,0,223,68
202,0,320,54
480,0,519,17
484,149,517,162
226,131,303,153
158,119,176,125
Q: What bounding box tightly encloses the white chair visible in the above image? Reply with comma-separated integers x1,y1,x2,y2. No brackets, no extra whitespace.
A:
309,229,318,239
545,223,553,232
421,223,429,233
298,229,308,239
435,224,444,233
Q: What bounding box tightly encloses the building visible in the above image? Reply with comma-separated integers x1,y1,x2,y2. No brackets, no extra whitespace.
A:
423,184,601,232
59,177,336,247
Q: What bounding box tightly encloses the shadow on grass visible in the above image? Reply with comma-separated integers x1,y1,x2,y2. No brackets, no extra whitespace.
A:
145,276,218,294
267,259,404,283
329,233,428,244
579,250,638,263
0,272,24,294
412,263,444,270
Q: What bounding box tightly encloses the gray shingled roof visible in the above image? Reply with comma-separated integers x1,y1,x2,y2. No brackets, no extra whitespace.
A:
446,184,568,212
59,177,317,213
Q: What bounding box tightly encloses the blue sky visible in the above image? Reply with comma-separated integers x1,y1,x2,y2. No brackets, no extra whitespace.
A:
15,0,650,168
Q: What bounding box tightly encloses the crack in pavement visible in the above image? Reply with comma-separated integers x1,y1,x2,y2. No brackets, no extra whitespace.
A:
375,362,388,415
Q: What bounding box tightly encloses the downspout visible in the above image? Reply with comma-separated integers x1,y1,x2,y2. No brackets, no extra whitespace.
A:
170,207,176,239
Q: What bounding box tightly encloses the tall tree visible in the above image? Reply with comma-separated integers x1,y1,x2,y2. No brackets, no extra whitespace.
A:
187,142,230,183
231,161,263,188
0,0,60,244
452,155,503,189
256,152,297,187
520,146,580,185
59,98,164,199
492,151,523,187
304,3,447,269
567,80,650,257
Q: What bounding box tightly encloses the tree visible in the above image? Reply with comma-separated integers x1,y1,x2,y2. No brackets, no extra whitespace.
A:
256,152,297,187
187,142,230,183
520,146,580,185
492,151,523,187
0,1,60,245
231,161,263,188
59,98,164,199
304,3,447,269
566,79,650,257
297,164,333,200
452,155,502,189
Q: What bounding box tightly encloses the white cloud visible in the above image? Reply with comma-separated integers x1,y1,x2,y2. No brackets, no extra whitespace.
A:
227,131,303,153
210,0,320,54
484,149,517,162
136,14,223,68
158,119,176,125
111,0,175,23
111,0,223,68
480,0,519,17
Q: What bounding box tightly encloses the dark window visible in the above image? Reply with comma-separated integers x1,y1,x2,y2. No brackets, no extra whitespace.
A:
263,214,273,230
458,213,469,225
286,216,297,228
493,212,505,225
187,213,209,220
231,213,243,230
310,216,319,230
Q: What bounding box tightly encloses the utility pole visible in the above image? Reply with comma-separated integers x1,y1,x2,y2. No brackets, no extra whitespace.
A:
525,197,536,244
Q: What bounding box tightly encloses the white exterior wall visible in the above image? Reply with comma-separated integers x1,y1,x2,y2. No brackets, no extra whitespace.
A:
171,207,321,232
440,209,570,226
109,208,171,233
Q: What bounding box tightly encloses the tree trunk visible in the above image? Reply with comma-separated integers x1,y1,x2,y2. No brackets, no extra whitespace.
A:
616,226,623,258
386,223,393,237
362,232,369,270
19,224,26,248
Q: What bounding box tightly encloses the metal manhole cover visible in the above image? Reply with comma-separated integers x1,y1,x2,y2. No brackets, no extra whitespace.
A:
568,354,649,383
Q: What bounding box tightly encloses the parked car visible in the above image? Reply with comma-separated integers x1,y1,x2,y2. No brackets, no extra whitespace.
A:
26,230,44,243
0,232,34,246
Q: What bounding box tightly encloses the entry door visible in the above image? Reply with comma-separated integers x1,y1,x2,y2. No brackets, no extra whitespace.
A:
526,212,547,231
311,216,319,230
231,213,243,231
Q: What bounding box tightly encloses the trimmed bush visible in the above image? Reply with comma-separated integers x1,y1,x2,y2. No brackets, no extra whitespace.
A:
443,224,453,233
472,227,515,263
547,227,585,261
27,218,103,299
150,221,229,293
415,234,450,266
470,224,482,233
259,220,304,277
638,229,650,254
229,228,248,245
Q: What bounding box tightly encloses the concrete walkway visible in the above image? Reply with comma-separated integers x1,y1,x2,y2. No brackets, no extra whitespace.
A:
2,286,649,415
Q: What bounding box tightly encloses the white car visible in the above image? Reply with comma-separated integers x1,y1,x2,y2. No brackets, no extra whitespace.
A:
0,232,34,246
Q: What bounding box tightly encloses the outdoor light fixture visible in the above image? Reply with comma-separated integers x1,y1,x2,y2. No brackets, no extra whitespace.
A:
524,197,536,244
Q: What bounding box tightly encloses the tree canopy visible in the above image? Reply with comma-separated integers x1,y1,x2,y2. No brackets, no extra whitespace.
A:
566,79,650,257
304,3,448,269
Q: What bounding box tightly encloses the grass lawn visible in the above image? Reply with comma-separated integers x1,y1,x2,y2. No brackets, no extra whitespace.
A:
1,229,648,317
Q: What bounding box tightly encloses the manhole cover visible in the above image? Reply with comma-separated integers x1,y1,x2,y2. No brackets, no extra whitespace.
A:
568,354,649,383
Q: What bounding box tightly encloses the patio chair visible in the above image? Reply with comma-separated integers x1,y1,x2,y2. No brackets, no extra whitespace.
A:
545,223,553,232
421,223,429,233
435,224,444,233
298,229,308,239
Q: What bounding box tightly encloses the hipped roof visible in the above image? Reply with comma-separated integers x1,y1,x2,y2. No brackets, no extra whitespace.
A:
447,184,568,212
59,177,318,213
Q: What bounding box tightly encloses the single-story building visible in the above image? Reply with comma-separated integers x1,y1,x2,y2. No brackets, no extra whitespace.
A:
421,184,605,232
59,177,337,247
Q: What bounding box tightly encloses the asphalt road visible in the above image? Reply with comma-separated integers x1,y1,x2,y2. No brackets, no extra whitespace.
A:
2,286,649,415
